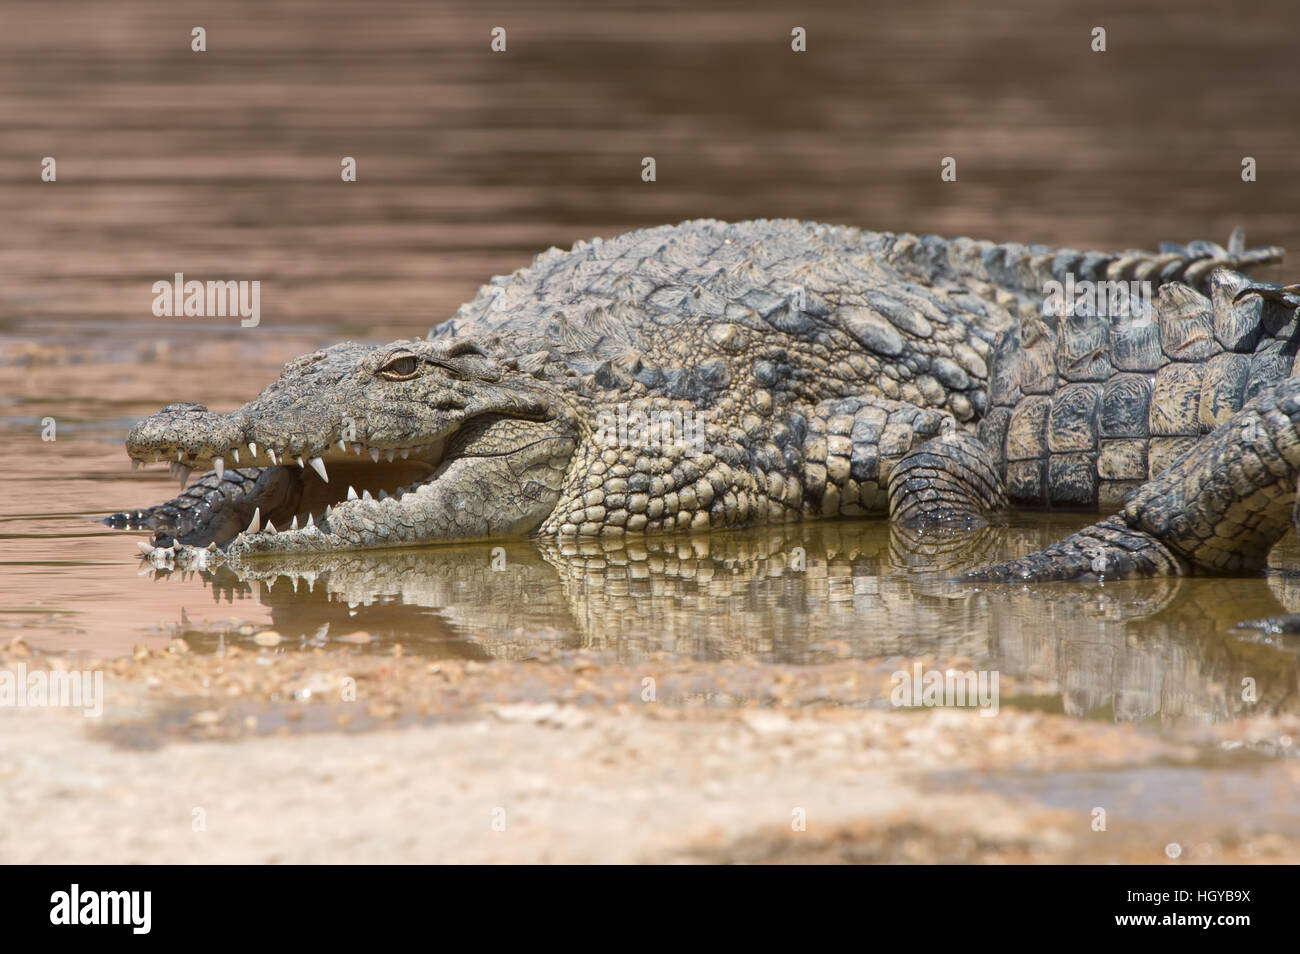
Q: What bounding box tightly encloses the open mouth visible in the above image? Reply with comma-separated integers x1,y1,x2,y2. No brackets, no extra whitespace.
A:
111,433,455,549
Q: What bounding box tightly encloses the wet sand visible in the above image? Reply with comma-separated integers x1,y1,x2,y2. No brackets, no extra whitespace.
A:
3,638,1298,864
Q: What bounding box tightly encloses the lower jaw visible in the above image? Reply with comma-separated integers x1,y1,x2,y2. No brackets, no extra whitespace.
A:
168,460,441,550
223,482,456,558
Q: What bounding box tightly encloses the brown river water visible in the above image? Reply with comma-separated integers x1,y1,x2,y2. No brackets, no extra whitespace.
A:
3,0,1300,733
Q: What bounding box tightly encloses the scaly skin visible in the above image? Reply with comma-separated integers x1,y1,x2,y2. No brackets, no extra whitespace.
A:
982,268,1300,510
107,219,1293,579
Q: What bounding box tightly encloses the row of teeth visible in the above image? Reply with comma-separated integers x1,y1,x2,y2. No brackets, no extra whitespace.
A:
135,554,412,606
133,476,424,554
134,545,321,593
237,480,427,535
136,441,416,489
137,551,421,607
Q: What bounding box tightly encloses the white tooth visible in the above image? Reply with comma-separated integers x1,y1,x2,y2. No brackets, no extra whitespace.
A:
400,448,409,459
369,447,380,463
265,519,276,534
308,457,329,482
324,505,332,516
177,464,193,489
246,507,261,533
214,456,225,480
346,485,358,501
362,490,373,501
306,513,315,528
232,447,240,464
177,450,184,462
383,449,394,462
268,448,279,465
378,490,388,500
297,456,305,468
290,515,299,530
352,443,362,455
248,441,258,458
338,439,347,452
291,577,299,593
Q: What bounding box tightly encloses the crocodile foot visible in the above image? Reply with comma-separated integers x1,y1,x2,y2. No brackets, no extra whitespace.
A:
959,515,1186,583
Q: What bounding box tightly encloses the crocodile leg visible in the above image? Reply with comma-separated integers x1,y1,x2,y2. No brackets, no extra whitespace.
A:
964,377,1300,582
888,430,1006,528
797,396,949,517
797,396,1006,527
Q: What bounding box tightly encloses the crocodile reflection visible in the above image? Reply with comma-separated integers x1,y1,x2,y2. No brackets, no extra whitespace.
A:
154,520,1300,724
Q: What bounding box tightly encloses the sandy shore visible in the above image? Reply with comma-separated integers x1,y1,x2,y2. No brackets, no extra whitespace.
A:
2,638,1298,864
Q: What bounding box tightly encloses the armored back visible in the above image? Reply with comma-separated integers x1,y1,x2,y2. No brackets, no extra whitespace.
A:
979,271,1300,509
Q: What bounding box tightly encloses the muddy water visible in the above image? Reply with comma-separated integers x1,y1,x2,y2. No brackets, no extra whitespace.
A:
4,0,1300,733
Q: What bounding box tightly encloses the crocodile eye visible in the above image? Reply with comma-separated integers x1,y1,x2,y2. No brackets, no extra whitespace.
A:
379,353,419,380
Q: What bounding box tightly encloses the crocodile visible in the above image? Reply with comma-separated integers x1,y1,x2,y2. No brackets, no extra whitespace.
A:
107,218,1300,581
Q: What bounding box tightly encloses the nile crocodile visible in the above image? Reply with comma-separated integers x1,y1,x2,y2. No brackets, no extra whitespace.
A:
108,219,1300,581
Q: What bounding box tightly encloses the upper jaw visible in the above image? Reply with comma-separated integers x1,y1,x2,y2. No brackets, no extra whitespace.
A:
125,404,458,488
122,399,467,550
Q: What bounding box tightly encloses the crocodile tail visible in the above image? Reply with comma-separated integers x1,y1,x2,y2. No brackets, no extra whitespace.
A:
962,374,1300,582
875,229,1284,318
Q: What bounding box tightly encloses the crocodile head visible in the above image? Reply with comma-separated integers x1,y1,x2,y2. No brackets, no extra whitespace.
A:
114,338,580,555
